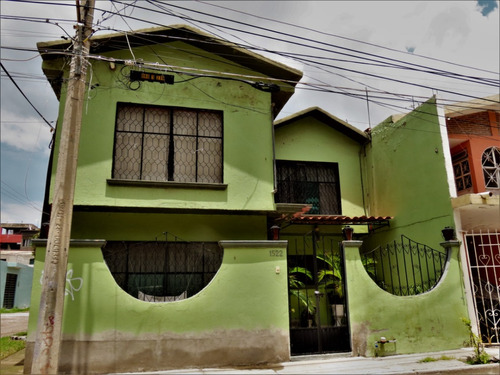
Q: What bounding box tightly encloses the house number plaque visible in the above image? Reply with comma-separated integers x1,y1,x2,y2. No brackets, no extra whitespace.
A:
269,249,283,257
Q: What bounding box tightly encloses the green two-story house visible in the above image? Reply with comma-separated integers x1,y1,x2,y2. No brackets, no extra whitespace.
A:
27,25,302,374
27,24,473,374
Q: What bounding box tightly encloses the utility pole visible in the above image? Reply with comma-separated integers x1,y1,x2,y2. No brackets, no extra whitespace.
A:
31,1,95,374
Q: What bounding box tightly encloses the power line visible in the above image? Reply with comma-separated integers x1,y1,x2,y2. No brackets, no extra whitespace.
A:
27,43,498,123
6,1,498,91
0,62,55,129
198,0,499,76
4,1,498,128
138,0,498,85
4,3,498,97
88,4,499,104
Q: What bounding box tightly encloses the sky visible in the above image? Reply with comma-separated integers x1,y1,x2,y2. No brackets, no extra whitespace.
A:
1,0,499,227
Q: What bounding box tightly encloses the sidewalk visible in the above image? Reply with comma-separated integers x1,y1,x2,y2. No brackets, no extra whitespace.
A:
1,345,498,374
109,347,500,375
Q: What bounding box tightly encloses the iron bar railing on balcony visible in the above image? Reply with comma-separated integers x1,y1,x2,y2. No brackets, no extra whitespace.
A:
362,235,448,296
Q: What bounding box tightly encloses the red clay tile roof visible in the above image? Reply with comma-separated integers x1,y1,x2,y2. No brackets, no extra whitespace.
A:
288,215,392,225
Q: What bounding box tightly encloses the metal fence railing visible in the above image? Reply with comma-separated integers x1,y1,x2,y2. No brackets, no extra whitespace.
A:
362,235,448,296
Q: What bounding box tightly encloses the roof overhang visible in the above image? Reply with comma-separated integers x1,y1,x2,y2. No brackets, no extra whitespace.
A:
37,24,303,114
272,203,391,230
445,94,500,118
452,193,500,232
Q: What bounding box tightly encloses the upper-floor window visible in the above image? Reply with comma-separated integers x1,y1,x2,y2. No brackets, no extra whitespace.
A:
113,103,223,183
275,160,341,214
482,146,500,189
452,151,473,194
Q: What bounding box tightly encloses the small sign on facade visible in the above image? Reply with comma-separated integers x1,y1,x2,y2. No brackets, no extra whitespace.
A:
130,70,174,84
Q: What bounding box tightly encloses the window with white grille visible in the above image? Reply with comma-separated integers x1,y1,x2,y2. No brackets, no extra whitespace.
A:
482,146,500,189
113,103,223,183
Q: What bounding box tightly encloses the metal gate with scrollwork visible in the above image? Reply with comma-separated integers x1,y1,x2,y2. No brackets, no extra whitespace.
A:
286,232,350,355
465,232,500,345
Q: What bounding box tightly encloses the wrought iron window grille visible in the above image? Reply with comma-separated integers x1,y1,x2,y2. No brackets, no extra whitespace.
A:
102,241,223,301
452,151,473,193
275,160,342,215
112,103,223,184
482,146,500,189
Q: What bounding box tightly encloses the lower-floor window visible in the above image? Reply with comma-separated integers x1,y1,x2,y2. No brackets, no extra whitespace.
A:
102,241,223,301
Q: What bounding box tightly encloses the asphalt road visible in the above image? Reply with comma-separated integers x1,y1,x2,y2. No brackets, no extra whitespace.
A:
0,312,29,337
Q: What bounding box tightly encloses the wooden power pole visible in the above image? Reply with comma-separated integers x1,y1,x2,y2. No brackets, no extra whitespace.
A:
31,1,95,373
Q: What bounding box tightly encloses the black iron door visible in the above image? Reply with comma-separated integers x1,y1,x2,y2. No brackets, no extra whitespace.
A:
3,273,17,308
287,232,350,355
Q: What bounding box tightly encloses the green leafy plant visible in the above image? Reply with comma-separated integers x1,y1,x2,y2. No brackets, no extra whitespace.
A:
289,266,316,315
317,253,343,299
461,317,491,365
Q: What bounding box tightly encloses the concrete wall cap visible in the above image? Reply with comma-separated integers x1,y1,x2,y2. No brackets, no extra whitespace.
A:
219,240,288,248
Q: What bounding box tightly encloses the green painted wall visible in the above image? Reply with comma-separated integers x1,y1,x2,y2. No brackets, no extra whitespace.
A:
70,212,267,241
45,41,294,212
26,240,290,372
343,240,469,356
274,116,366,217
362,98,455,250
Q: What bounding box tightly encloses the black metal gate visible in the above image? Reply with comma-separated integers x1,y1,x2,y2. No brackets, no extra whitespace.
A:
465,232,500,345
286,232,350,355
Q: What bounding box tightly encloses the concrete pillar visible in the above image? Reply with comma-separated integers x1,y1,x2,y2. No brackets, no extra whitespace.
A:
341,240,364,356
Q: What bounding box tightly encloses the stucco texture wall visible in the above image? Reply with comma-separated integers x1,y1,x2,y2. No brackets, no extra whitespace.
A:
25,240,289,374
274,116,366,217
362,98,456,250
343,240,469,357
45,41,282,213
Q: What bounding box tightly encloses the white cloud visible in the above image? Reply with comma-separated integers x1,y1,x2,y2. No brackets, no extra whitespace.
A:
0,202,43,227
1,116,53,154
426,6,471,47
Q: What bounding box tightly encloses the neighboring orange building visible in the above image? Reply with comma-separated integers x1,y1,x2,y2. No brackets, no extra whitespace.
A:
446,94,500,195
445,94,500,345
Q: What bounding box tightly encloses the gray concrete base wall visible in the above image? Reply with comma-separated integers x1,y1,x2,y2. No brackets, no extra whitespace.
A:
24,329,289,374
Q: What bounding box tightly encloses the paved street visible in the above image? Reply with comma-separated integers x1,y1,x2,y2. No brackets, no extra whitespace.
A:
0,312,29,337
